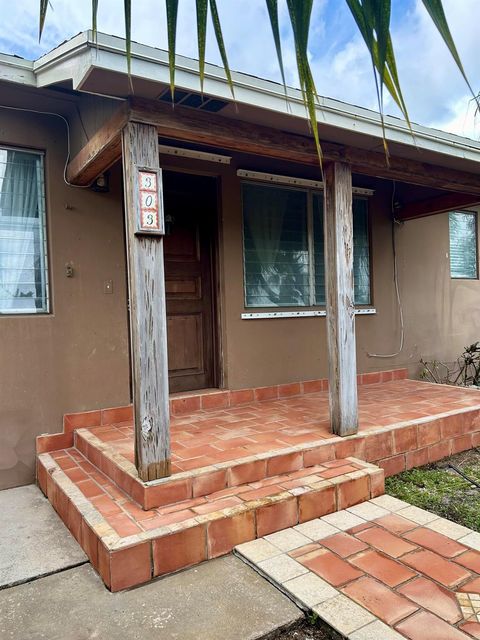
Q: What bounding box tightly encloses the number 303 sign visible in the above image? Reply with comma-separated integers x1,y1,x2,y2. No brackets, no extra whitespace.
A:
136,168,165,235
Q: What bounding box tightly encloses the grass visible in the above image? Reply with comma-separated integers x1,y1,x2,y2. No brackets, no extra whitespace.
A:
386,448,480,532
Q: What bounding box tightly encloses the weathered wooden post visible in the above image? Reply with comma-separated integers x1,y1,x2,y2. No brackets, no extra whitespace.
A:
121,121,171,480
324,162,359,436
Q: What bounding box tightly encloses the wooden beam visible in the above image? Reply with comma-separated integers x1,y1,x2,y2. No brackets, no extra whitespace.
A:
398,192,480,220
121,121,171,481
128,98,480,196
67,96,480,195
66,102,128,186
324,162,358,437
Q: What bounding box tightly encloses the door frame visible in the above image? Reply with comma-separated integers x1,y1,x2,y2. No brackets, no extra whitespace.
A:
161,164,224,391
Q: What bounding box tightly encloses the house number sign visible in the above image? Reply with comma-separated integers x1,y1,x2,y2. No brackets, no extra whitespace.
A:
136,167,165,235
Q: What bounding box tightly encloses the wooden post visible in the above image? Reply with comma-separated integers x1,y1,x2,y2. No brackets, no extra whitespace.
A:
121,121,171,480
324,162,359,436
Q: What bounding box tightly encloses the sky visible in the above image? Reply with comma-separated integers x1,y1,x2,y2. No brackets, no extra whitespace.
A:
1,0,480,139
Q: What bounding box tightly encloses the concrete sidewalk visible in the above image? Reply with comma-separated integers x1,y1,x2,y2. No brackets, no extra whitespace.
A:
0,484,87,588
0,485,302,640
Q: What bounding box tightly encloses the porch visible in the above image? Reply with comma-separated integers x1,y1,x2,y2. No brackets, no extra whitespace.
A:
37,373,480,591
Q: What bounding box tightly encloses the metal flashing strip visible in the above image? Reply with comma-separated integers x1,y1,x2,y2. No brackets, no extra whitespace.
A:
158,144,231,164
237,170,374,196
241,309,376,319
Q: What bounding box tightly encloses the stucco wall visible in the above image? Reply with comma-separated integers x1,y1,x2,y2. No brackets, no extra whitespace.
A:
0,108,130,490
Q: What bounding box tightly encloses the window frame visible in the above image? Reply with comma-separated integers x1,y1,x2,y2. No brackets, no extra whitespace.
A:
241,179,373,310
0,145,50,316
448,210,479,281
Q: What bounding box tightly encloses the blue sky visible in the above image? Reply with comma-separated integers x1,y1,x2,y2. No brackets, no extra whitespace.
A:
1,0,479,138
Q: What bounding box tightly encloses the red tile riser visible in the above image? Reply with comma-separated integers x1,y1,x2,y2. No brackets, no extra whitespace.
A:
74,415,480,509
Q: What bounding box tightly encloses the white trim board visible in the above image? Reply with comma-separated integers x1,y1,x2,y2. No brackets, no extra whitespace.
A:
241,309,376,320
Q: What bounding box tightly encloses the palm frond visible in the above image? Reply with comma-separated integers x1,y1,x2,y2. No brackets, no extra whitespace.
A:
124,0,132,75
166,0,179,98
209,0,234,97
422,0,474,97
196,0,208,93
39,0,49,40
92,0,99,36
285,0,321,163
265,0,287,91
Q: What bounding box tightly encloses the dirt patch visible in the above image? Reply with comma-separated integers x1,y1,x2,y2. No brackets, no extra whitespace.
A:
268,617,342,640
386,448,480,531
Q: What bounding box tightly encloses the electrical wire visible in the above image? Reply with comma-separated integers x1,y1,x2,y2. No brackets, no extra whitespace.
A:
367,180,405,358
0,103,89,189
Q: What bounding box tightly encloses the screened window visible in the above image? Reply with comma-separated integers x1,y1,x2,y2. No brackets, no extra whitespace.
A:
0,148,49,314
449,211,478,280
242,182,371,307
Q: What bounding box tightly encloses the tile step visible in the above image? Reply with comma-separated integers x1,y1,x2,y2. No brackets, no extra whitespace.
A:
37,451,383,592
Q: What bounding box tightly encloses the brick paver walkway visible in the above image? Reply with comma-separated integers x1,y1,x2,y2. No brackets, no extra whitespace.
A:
236,495,480,639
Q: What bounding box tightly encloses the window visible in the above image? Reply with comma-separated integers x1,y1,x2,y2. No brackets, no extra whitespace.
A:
242,182,371,308
0,147,49,314
449,211,478,280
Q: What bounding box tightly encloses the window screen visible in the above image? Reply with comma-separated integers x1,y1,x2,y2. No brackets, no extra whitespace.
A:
0,148,49,314
243,183,309,307
313,195,371,305
449,211,477,279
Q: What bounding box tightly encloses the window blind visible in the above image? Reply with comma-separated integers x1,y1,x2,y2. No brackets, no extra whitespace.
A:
0,148,49,314
243,183,309,307
449,211,477,280
313,195,370,305
242,182,371,308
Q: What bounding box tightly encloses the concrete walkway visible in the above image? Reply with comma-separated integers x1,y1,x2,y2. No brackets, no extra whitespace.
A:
0,485,87,588
0,485,302,640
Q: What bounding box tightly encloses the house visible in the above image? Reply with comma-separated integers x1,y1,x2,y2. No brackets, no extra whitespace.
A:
3,31,480,590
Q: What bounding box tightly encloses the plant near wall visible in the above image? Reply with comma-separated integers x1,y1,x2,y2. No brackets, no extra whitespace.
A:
38,0,475,163
420,342,480,387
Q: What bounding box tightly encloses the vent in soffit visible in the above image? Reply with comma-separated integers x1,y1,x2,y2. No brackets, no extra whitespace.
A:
157,88,228,113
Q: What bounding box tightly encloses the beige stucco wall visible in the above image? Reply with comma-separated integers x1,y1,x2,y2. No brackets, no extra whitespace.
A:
2,97,480,489
397,211,480,369
0,107,130,490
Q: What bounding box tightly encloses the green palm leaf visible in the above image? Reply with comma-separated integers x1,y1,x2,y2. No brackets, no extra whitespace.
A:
39,0,49,40
166,0,179,98
196,0,208,93
285,0,321,163
422,0,474,97
209,0,234,97
92,0,99,36
265,0,287,91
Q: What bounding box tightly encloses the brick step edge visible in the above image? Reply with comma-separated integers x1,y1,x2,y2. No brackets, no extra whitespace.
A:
68,405,480,510
37,453,384,592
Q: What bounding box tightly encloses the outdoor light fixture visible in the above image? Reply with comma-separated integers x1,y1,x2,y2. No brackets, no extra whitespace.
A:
91,172,110,193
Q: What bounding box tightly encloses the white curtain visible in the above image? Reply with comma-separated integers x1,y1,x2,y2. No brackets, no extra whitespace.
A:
0,150,44,312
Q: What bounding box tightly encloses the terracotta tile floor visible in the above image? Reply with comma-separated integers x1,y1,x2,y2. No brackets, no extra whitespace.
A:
49,447,367,538
85,380,480,474
236,497,480,639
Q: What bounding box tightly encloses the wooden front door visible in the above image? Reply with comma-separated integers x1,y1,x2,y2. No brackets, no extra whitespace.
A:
163,171,218,393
